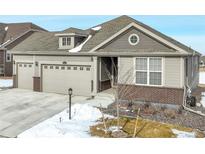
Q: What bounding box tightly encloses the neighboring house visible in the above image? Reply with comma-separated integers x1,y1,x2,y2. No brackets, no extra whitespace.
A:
0,22,47,76
200,56,205,67
11,16,201,105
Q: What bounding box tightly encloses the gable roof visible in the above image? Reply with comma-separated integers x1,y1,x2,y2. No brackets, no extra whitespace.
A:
11,31,64,52
11,16,201,56
81,15,200,55
61,27,90,35
0,22,47,48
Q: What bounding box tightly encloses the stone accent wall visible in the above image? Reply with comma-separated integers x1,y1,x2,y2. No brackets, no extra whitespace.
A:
33,77,41,92
118,84,184,105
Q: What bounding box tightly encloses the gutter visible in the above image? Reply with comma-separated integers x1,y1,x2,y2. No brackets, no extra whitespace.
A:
10,51,192,57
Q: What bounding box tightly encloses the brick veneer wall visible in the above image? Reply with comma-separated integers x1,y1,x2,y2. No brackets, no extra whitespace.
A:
118,84,184,105
33,77,41,92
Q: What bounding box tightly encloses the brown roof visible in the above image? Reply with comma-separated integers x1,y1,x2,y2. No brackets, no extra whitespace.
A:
11,16,201,56
11,31,65,51
61,27,90,35
81,15,200,55
0,22,47,47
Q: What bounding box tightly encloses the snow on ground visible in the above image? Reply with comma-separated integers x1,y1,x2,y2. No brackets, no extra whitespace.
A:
18,103,103,138
69,35,92,53
199,72,205,84
172,129,196,138
200,92,205,107
91,26,102,31
0,79,13,88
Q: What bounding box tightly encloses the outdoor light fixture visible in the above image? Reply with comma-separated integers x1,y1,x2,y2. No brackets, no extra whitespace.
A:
68,88,73,120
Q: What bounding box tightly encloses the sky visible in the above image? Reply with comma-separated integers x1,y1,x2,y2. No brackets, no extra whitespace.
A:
0,15,205,55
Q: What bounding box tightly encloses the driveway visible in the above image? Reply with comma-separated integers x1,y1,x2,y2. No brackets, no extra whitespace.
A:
0,89,87,137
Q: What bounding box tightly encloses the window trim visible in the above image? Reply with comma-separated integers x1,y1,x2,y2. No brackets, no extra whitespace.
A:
128,34,140,46
134,57,163,87
62,37,71,46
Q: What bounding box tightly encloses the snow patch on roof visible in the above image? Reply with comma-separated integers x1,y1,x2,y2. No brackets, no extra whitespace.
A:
69,35,92,53
91,26,102,31
4,26,8,31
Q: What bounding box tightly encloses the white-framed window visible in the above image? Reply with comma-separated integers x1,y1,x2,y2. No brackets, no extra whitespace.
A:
6,53,11,62
62,37,71,46
135,57,162,86
128,34,139,45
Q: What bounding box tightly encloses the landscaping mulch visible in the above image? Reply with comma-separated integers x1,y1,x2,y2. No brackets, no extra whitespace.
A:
103,102,205,131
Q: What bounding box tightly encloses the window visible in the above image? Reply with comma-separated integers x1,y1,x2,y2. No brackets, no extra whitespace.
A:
67,66,71,70
6,53,11,62
128,34,139,45
62,37,71,46
86,67,90,71
80,66,84,70
73,66,77,70
135,57,162,86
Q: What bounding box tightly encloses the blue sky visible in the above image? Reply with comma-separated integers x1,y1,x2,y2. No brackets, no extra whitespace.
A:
0,15,204,55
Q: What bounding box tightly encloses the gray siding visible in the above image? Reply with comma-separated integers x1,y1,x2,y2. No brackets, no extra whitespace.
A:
119,56,184,88
118,57,134,84
186,55,199,89
164,57,183,88
101,27,173,52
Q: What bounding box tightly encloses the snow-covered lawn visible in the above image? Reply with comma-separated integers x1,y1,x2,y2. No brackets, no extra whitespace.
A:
172,129,196,138
199,72,205,84
0,79,13,88
200,92,205,107
18,103,103,138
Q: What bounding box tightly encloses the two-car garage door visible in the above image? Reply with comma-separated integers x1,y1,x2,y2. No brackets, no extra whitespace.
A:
42,64,92,96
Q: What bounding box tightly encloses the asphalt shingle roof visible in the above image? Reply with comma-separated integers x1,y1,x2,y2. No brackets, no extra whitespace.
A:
0,22,46,48
12,31,64,51
11,16,200,55
81,15,199,54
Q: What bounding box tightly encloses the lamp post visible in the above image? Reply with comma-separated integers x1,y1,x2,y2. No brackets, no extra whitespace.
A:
68,88,73,120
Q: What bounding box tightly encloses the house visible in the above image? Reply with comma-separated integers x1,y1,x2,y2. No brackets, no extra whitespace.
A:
11,15,201,105
0,22,46,76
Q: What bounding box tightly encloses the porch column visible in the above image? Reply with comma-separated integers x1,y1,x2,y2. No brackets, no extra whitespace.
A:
92,56,98,96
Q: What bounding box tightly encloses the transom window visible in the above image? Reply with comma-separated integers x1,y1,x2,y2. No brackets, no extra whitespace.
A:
135,57,162,86
62,37,71,46
129,34,139,45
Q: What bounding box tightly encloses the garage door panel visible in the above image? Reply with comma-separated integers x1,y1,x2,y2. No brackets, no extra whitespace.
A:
18,63,33,90
42,65,92,96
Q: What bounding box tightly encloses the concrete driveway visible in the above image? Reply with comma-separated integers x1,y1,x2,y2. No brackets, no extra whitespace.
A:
0,89,87,137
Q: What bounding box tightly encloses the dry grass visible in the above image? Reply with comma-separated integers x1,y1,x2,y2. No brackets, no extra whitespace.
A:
90,117,205,138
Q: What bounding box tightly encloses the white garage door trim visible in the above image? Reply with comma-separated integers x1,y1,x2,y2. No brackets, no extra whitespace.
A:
17,62,34,90
41,64,92,96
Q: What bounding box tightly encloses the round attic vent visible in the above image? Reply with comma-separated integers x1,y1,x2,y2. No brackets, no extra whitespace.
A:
128,34,139,46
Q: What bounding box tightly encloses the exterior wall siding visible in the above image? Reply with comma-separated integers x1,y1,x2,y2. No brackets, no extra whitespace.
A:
186,55,199,89
101,27,173,51
164,57,184,88
118,57,134,84
119,56,184,88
